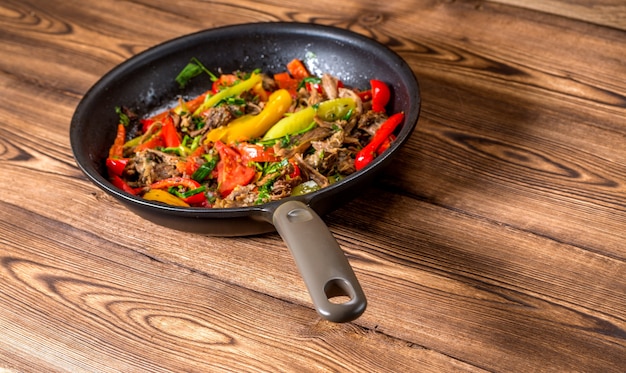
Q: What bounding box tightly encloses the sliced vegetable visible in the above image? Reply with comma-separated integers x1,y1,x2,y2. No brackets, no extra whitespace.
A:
106,157,129,177
291,180,320,196
140,118,155,133
237,143,279,163
110,174,140,195
191,158,217,181
143,189,189,207
212,74,238,93
214,141,256,198
108,124,126,158
262,106,315,140
377,134,396,155
181,190,207,205
134,134,164,151
262,97,355,140
354,112,404,171
204,89,292,144
288,159,301,179
193,73,263,116
316,97,356,121
160,115,181,148
273,72,299,96
370,79,390,113
287,58,310,80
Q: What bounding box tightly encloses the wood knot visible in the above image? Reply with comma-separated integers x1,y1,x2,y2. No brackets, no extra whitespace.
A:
358,13,384,27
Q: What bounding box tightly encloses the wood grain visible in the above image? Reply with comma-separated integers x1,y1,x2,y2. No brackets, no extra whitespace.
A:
491,0,626,30
1,0,625,372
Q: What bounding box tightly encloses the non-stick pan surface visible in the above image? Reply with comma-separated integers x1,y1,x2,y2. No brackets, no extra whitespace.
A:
71,22,420,322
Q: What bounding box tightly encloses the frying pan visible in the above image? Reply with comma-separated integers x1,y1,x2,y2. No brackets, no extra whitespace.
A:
70,22,420,323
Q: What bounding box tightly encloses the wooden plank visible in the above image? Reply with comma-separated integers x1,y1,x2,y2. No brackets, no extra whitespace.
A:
490,0,626,30
0,203,483,373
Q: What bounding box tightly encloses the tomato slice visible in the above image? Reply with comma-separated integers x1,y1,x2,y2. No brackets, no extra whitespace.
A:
212,74,238,93
215,141,256,198
237,142,279,163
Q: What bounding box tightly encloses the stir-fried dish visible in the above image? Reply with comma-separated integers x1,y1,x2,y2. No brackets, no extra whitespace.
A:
106,58,404,208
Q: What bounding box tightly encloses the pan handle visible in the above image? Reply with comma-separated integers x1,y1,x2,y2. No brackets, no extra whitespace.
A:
272,200,366,323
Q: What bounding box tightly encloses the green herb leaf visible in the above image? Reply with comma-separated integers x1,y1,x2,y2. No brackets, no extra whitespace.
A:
115,106,130,126
175,57,217,88
192,157,218,181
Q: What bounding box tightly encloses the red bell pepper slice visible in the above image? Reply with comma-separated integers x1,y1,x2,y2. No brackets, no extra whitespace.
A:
181,190,207,206
287,59,310,80
140,118,155,133
288,159,301,179
110,174,140,195
160,115,181,148
134,134,164,151
370,79,390,113
214,141,256,198
106,157,129,177
274,72,299,97
357,89,372,102
376,134,396,155
354,112,404,171
184,146,207,176
108,124,126,158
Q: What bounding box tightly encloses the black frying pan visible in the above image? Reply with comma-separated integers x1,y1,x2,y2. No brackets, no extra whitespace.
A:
70,22,420,323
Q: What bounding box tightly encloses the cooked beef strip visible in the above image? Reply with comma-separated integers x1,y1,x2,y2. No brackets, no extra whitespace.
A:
213,184,257,208
357,110,388,136
321,73,338,100
294,153,329,188
125,149,182,186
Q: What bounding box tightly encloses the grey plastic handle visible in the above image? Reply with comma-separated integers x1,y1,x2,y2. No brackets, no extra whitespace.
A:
272,200,366,323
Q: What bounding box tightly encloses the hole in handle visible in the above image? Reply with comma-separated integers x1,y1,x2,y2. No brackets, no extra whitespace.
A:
324,278,355,304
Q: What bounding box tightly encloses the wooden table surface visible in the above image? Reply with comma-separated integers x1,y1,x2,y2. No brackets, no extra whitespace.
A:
1,0,625,372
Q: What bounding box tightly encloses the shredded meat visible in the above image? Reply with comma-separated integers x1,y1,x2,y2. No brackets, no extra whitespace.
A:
189,106,234,138
321,73,338,100
306,131,345,173
213,184,257,208
270,177,300,200
357,110,388,136
125,149,182,186
307,87,324,106
273,126,333,159
294,153,329,188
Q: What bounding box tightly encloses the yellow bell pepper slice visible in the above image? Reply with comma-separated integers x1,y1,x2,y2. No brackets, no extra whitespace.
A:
262,97,356,140
193,73,263,116
143,189,189,207
204,88,293,144
262,106,315,140
316,97,356,121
